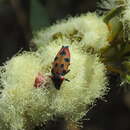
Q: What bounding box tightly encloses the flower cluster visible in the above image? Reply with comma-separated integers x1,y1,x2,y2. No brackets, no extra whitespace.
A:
34,13,109,52
0,13,108,130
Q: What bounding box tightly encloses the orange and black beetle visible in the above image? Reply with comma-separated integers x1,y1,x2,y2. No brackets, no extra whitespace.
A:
51,46,70,90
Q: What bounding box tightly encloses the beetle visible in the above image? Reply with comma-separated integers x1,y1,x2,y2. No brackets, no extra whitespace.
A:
51,46,70,90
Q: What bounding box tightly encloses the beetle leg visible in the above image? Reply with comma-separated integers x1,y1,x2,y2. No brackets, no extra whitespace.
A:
62,69,70,76
66,69,70,74
65,78,70,82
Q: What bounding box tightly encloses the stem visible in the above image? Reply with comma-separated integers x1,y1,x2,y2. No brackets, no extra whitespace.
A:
103,6,124,24
105,65,123,74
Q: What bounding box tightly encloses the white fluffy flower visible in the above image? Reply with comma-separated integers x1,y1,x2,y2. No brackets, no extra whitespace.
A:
34,13,109,51
0,53,54,130
0,37,108,130
37,38,108,122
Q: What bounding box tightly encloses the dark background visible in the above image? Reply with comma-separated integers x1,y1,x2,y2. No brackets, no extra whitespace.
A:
0,0,130,130
0,0,98,65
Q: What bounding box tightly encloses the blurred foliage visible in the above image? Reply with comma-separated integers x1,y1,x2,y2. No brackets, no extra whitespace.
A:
31,0,50,30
